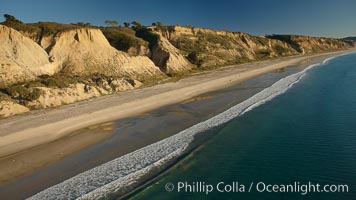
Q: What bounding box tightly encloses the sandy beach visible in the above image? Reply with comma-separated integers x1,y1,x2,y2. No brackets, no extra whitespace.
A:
0,51,349,159
0,51,352,189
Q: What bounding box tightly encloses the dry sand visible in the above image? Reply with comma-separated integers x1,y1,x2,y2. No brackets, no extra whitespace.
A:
0,51,349,169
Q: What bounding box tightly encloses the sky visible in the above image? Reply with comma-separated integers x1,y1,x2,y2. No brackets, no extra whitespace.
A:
0,0,355,38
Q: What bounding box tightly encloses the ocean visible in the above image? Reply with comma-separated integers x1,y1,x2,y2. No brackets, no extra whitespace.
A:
129,53,356,200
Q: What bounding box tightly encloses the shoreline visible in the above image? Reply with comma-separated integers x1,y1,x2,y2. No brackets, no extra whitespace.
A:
28,51,354,199
0,51,352,160
120,51,356,200
0,63,305,198
122,51,356,199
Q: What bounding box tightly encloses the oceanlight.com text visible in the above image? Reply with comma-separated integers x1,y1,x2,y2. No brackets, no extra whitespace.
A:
164,181,349,195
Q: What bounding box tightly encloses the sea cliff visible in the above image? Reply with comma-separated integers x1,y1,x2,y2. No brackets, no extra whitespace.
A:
0,21,353,117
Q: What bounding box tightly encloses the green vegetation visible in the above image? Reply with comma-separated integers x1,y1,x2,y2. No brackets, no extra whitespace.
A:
5,85,41,101
104,20,119,27
199,32,234,49
135,27,160,49
34,22,85,36
131,21,142,30
38,74,87,88
1,14,91,38
1,14,41,33
101,27,148,52
266,35,302,53
233,57,252,64
255,37,269,46
187,52,201,65
40,76,71,88
274,45,290,55
255,49,271,59
123,22,130,28
0,74,89,102
132,74,164,86
267,34,292,42
26,81,46,88
171,31,234,53
170,34,202,52
3,14,23,23
151,22,175,33
170,32,238,67
154,22,164,31
71,22,92,27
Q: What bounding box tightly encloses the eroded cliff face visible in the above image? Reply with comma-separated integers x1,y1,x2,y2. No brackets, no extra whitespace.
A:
150,32,193,74
156,26,352,68
0,25,163,87
287,35,350,54
0,25,164,117
155,26,298,68
266,35,352,54
43,28,163,79
0,23,353,118
0,25,57,87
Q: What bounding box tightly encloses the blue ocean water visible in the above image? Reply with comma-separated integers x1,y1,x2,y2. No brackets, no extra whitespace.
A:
130,53,356,200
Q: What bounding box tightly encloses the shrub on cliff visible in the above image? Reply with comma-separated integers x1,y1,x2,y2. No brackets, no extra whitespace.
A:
266,35,302,53
4,14,23,24
104,20,119,27
27,88,41,101
101,27,148,51
39,75,79,88
37,22,83,36
26,81,46,88
187,52,201,65
135,27,160,49
1,15,84,37
6,85,28,98
274,45,290,55
1,14,41,33
5,85,41,101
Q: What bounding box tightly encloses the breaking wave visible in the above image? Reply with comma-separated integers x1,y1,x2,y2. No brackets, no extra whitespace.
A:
28,53,350,200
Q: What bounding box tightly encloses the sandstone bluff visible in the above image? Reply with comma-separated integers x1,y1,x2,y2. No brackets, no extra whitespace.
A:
0,22,353,117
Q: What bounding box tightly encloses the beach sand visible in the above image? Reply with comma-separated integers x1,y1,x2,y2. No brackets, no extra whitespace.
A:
0,122,114,185
0,51,351,189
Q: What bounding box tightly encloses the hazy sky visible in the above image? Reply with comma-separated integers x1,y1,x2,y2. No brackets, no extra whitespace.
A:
0,0,355,38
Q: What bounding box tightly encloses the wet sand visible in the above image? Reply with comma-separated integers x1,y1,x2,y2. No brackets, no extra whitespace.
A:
0,122,114,185
0,57,325,199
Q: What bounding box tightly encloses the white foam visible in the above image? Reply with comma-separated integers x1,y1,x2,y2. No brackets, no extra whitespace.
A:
28,53,350,200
